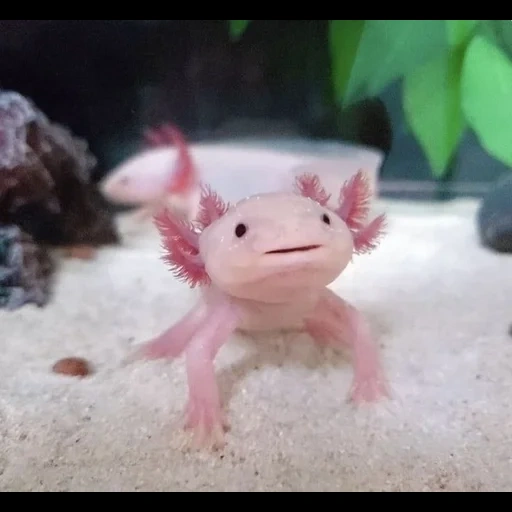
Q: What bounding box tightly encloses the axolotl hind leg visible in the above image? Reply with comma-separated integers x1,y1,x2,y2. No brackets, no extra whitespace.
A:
305,289,390,405
128,300,210,362
182,302,238,450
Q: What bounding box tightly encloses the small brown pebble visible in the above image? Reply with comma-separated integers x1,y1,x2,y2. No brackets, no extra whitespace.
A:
52,357,92,378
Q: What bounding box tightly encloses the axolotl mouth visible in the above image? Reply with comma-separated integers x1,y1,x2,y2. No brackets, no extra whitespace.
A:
255,244,329,283
264,244,322,254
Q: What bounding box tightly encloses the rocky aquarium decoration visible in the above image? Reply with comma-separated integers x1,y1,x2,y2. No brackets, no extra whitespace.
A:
0,89,120,310
477,173,512,253
0,224,53,310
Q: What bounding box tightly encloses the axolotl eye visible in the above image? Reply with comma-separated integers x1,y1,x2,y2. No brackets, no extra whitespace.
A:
235,223,248,238
321,213,331,225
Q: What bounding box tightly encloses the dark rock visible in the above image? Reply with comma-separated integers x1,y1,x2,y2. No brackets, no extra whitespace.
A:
0,89,120,248
0,224,54,310
477,173,512,252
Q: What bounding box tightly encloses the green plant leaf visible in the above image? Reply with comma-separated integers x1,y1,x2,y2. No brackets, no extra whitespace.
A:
329,20,365,101
403,49,466,177
228,20,251,40
446,20,478,47
461,35,512,167
342,20,448,106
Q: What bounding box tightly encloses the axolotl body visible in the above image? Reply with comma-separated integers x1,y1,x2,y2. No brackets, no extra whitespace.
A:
131,169,389,449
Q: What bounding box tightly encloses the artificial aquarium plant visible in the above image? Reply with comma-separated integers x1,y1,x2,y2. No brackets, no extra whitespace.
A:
229,20,512,180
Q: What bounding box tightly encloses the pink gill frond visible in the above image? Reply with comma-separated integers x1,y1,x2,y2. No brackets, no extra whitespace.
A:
294,169,386,258
352,213,387,255
294,173,331,206
143,123,198,193
196,183,230,230
153,207,209,288
165,125,197,192
335,169,373,231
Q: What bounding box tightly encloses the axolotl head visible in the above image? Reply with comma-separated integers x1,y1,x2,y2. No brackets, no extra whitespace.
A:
99,148,176,205
199,192,353,301
154,170,386,303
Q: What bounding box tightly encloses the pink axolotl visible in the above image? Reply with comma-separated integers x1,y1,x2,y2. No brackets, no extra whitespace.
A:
100,124,299,222
104,125,202,222
130,169,389,449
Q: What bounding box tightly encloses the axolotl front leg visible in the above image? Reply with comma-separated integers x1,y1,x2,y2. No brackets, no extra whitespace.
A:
131,205,156,223
129,300,211,361
183,302,238,449
132,299,239,449
130,200,171,223
305,288,390,404
131,195,197,224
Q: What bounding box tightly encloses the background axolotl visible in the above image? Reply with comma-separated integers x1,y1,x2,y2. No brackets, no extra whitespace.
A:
100,124,298,222
100,124,203,222
130,169,388,449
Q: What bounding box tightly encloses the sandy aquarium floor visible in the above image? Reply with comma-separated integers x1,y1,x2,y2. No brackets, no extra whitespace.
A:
1,197,511,492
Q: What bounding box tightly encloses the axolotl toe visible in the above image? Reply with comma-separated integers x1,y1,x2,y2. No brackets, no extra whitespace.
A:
131,170,389,449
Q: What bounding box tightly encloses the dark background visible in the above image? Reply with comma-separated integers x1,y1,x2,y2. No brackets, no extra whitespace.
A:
0,20,507,200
